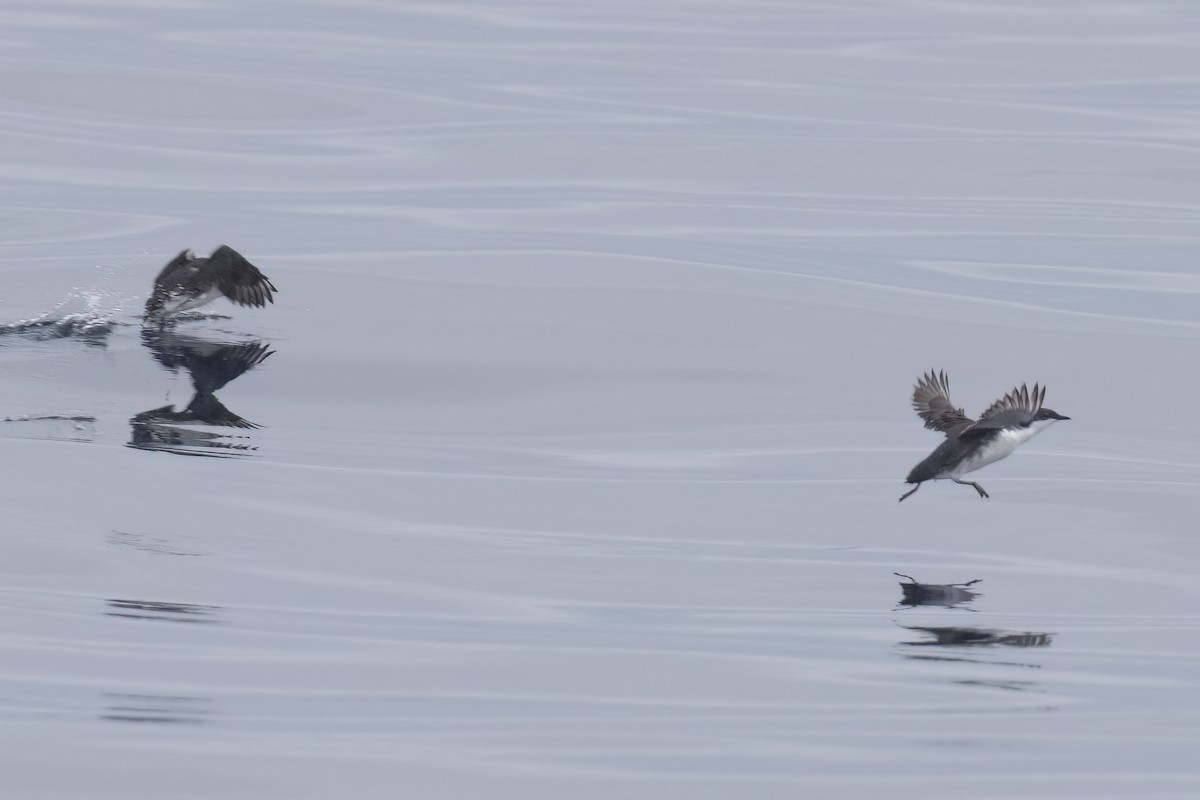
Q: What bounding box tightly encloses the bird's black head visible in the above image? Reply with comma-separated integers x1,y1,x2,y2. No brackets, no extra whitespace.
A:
1036,408,1069,421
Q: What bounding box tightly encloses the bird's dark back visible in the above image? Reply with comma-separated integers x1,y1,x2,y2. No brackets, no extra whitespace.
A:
906,432,994,483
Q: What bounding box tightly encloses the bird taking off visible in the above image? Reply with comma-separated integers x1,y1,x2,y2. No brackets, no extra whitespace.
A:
899,370,1069,502
145,245,276,324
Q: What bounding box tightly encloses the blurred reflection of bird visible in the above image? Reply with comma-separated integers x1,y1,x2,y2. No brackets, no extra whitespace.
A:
130,330,274,456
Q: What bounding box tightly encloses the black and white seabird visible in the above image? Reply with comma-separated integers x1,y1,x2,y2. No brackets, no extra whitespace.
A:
899,370,1069,502
145,245,276,322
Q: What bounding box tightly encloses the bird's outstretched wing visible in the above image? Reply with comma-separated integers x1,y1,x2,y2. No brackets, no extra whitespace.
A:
212,245,278,308
912,370,973,434
961,383,1044,435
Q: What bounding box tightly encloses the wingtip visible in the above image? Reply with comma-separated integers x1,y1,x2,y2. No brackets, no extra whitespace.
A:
915,368,947,387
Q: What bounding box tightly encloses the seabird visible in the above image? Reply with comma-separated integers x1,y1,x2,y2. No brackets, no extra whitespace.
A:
899,370,1069,502
145,245,276,322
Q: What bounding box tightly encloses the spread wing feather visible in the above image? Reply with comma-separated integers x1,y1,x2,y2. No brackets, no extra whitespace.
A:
212,245,278,308
960,382,1045,436
978,382,1043,421
911,370,973,434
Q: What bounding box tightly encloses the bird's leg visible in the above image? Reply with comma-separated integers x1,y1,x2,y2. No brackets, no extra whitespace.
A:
953,479,989,499
898,483,921,502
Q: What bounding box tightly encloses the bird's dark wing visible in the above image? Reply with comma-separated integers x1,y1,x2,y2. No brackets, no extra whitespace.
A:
911,370,973,434
152,249,196,284
960,383,1044,436
146,250,198,316
211,245,278,308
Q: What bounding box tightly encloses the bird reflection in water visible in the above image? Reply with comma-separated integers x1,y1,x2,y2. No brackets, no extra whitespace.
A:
895,572,982,609
893,573,1053,689
130,329,274,457
105,597,222,624
101,692,213,725
901,626,1053,648
900,624,1053,693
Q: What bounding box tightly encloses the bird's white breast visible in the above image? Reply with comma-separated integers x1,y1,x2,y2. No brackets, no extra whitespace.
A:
160,286,223,314
954,419,1057,477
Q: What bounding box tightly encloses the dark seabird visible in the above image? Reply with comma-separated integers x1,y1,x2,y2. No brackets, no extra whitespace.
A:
145,245,276,322
899,370,1069,502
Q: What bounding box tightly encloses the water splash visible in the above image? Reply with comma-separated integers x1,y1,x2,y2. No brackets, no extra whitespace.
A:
0,265,138,345
166,309,233,322
0,311,116,342
2,412,98,443
4,413,96,425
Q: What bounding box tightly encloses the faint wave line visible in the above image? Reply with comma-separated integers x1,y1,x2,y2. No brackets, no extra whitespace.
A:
285,246,1200,331
913,261,1200,293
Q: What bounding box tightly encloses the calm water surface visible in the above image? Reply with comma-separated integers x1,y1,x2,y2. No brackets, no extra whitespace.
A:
2,2,1199,797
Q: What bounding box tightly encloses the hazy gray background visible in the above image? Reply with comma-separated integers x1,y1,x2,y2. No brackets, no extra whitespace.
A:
1,1,1199,797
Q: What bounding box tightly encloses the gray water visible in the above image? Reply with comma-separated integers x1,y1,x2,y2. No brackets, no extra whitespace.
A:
2,2,1199,797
